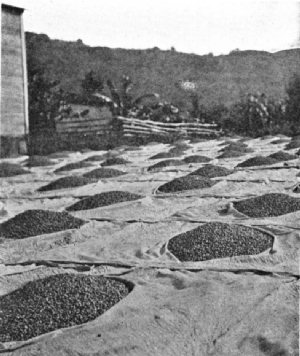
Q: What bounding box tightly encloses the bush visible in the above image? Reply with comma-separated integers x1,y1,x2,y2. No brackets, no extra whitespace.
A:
28,65,65,135
81,70,104,95
285,74,300,135
210,93,288,137
212,75,300,137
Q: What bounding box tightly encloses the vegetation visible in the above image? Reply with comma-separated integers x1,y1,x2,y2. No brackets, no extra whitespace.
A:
25,32,300,109
79,72,186,123
28,62,65,134
91,75,160,116
175,80,202,119
202,92,293,137
81,70,104,96
285,74,300,134
27,56,66,155
26,31,300,148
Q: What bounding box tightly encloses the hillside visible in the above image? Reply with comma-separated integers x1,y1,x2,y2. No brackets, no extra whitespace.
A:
26,32,300,108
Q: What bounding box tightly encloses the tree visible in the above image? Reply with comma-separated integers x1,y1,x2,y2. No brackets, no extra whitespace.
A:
28,62,65,133
92,75,159,117
27,56,69,155
175,80,201,119
285,74,300,132
81,70,104,96
230,48,241,54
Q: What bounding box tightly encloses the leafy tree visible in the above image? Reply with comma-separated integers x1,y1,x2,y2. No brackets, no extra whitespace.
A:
93,75,159,116
190,93,201,119
230,48,241,54
175,80,201,119
28,62,65,133
81,70,104,96
27,57,69,155
216,93,288,136
285,74,300,132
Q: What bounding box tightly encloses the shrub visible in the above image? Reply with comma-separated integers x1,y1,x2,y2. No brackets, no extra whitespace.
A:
285,74,300,135
213,93,287,137
81,70,104,96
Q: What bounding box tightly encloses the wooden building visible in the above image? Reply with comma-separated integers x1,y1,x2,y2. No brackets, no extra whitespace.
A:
1,3,28,157
56,104,113,136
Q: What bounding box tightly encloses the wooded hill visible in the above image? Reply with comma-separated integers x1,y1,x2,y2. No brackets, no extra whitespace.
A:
26,32,300,109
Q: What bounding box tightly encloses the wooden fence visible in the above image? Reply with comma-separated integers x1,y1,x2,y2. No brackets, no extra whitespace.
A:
117,116,221,138
54,107,221,150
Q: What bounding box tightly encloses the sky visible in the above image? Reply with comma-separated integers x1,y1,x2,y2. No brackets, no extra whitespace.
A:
4,0,300,55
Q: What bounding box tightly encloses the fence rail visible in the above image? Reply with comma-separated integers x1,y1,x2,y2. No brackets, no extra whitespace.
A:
117,116,221,138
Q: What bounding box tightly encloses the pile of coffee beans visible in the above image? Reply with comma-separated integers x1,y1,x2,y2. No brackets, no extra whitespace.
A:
157,175,216,193
38,176,95,192
149,151,182,160
233,193,300,217
168,222,273,262
0,210,86,239
0,274,130,342
25,155,56,167
183,155,211,164
285,139,300,150
189,164,233,178
101,157,131,166
54,161,93,173
267,151,298,162
218,150,245,159
148,159,184,171
83,168,126,179
236,156,279,168
66,191,143,211
0,163,30,177
83,155,107,162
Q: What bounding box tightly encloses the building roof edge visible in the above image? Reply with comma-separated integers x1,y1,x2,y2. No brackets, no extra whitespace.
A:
2,3,25,13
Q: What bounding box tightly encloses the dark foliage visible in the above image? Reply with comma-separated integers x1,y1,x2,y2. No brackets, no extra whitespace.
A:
25,32,299,110
81,70,104,95
285,74,300,133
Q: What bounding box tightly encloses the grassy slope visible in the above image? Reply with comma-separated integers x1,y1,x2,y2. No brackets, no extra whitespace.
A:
26,32,300,108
